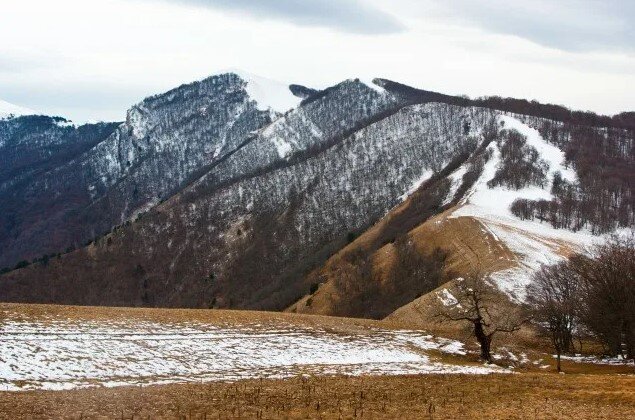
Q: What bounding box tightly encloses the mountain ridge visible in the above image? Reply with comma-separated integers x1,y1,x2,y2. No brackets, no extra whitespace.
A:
0,72,633,318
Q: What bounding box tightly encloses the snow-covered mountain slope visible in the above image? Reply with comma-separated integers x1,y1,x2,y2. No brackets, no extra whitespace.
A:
0,101,495,308
0,73,403,269
228,69,302,113
289,111,633,319
0,98,37,119
0,73,275,267
0,72,632,314
188,78,399,190
450,115,599,300
0,116,118,182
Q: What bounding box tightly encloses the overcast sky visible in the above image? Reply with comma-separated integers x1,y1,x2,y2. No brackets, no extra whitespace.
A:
1,0,633,122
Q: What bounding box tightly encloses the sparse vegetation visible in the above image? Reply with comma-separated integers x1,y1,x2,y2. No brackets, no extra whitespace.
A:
2,373,634,419
526,261,581,372
435,272,529,362
326,236,448,319
526,235,635,363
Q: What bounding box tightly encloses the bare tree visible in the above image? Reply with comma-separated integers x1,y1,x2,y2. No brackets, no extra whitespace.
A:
526,262,581,372
574,235,635,360
434,271,528,362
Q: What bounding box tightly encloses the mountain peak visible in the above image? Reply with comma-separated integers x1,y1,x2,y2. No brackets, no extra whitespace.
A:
0,98,37,119
221,69,302,114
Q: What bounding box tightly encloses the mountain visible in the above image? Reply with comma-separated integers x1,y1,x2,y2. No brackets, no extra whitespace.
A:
0,72,633,315
0,98,37,119
0,115,121,264
0,73,294,268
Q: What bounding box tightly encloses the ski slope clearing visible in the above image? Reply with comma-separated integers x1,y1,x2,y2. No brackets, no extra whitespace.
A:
0,305,502,391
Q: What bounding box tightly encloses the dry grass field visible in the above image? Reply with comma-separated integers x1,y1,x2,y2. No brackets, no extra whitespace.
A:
2,372,634,419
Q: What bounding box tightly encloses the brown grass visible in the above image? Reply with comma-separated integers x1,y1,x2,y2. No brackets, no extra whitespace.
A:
0,302,421,336
2,373,634,419
288,208,519,319
1,302,634,418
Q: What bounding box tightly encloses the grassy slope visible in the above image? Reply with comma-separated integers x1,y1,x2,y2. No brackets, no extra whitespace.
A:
0,302,406,334
287,202,516,320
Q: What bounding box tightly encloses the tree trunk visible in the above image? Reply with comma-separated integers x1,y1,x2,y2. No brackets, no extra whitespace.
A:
622,321,634,362
473,320,491,362
556,350,561,373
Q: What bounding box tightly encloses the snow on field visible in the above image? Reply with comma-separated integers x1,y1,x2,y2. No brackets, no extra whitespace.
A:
0,313,503,391
452,115,602,301
556,354,633,366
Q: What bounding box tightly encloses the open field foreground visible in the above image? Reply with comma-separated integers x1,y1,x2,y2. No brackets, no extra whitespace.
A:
1,303,634,418
1,373,635,419
0,303,508,393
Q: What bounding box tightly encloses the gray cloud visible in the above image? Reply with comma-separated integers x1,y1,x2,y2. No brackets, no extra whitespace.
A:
160,0,405,34
417,0,634,53
0,83,152,122
0,52,58,73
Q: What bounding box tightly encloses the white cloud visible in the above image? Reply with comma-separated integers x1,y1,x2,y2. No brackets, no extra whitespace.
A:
0,0,633,122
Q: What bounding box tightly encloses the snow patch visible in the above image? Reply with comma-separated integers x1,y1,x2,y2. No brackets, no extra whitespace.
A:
54,119,76,128
272,136,293,158
399,169,433,201
0,314,505,391
442,164,468,205
230,70,301,114
359,78,386,94
499,115,576,182
451,115,604,301
436,288,459,307
556,354,632,365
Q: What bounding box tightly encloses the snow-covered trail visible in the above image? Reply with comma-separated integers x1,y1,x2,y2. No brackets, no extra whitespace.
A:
0,312,502,391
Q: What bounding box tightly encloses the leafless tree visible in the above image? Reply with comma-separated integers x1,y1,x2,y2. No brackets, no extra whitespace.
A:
526,262,581,372
434,271,529,362
573,235,635,360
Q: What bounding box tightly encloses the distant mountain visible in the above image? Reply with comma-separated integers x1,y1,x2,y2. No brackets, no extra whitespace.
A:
0,98,37,119
0,73,280,268
0,72,632,314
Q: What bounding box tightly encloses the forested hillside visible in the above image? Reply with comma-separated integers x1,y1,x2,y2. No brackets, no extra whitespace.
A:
0,73,632,313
